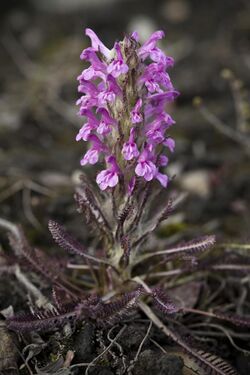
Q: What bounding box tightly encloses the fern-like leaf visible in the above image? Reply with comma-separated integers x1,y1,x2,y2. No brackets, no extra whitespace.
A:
212,310,250,327
7,294,102,332
135,235,216,265
158,198,173,223
6,306,80,332
152,287,180,314
133,198,174,248
48,220,110,265
74,183,113,245
96,288,143,326
190,350,239,375
8,227,60,282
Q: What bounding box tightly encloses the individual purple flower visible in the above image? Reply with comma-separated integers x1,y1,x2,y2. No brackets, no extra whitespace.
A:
98,75,121,106
77,79,99,95
76,109,99,141
80,134,107,166
138,30,173,66
122,128,139,160
130,99,143,124
107,43,129,78
85,28,113,59
79,48,107,80
145,118,165,144
76,123,94,141
80,148,99,165
140,63,173,93
138,31,165,61
76,95,98,113
96,108,117,135
135,148,157,181
96,156,120,190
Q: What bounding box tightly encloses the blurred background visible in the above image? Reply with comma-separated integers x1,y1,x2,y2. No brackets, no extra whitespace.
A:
0,0,250,245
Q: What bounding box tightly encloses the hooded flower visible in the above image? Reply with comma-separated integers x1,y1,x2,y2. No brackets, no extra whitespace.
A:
80,134,107,166
135,147,157,181
130,99,143,124
96,156,120,190
122,128,140,160
107,43,129,78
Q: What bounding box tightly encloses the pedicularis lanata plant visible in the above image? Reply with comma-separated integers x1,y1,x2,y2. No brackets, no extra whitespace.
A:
2,29,250,375
74,28,179,275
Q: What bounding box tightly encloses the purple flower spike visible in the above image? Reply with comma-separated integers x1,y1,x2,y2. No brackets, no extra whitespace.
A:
96,156,120,190
107,43,129,78
122,128,140,161
76,28,178,190
131,99,143,124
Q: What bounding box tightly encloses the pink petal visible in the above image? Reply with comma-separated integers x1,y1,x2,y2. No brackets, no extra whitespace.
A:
156,172,168,187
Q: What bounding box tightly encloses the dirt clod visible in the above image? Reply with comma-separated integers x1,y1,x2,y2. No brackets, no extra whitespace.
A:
133,349,183,375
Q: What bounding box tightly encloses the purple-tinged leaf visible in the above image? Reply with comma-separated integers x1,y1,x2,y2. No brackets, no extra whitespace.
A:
135,235,216,265
48,220,110,265
8,228,60,282
152,287,180,314
212,310,250,327
189,350,239,375
96,287,144,326
6,307,80,332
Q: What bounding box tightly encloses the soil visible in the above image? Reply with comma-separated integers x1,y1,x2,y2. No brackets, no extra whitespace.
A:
0,0,250,374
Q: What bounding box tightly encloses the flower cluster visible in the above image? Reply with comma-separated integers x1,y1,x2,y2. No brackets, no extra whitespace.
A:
76,28,179,191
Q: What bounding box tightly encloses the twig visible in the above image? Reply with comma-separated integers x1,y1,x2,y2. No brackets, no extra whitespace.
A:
197,103,250,153
85,325,127,375
127,321,152,374
138,301,235,375
67,263,99,270
190,322,250,355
